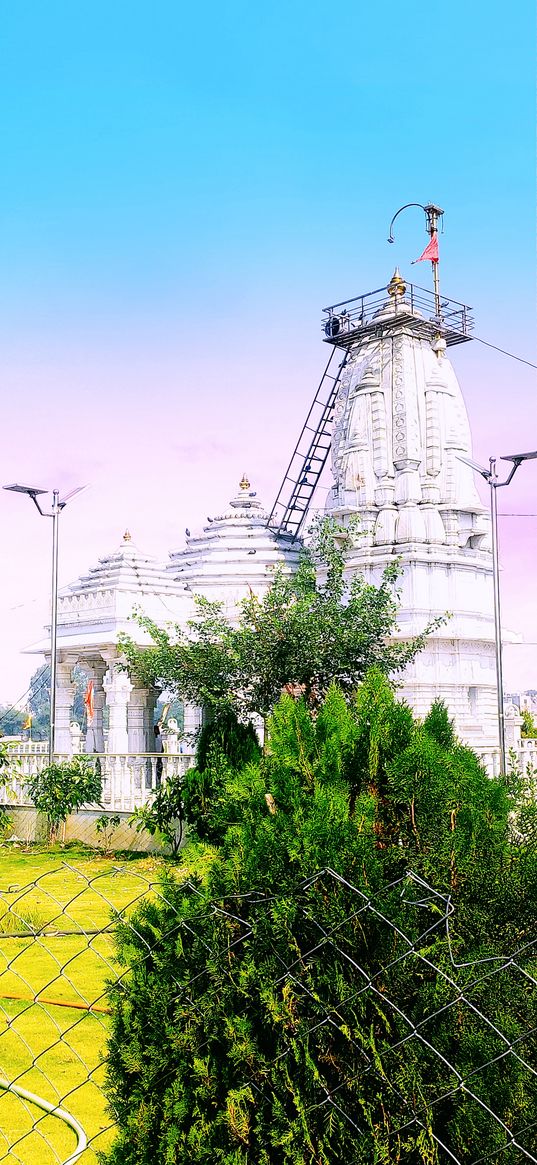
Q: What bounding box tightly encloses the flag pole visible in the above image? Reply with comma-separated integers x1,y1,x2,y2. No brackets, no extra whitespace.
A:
424,203,443,318
387,201,444,320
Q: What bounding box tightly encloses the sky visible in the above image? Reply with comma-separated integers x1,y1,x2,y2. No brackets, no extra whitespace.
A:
0,0,535,704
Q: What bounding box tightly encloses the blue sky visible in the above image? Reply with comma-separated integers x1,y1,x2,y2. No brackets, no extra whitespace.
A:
0,0,535,700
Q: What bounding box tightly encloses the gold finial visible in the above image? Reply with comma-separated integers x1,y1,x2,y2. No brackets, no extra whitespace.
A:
387,267,406,298
123,529,132,542
239,474,250,491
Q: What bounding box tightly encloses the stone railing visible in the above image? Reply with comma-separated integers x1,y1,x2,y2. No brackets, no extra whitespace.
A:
516,738,537,777
475,749,501,778
1,748,196,815
2,741,533,818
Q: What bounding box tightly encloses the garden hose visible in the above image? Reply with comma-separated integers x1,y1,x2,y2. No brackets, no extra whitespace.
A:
0,1075,87,1163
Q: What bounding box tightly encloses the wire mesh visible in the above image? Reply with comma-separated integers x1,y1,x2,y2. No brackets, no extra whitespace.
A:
0,858,169,1164
0,861,535,1163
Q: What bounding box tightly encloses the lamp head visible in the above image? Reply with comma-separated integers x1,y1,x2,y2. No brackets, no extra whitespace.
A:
59,484,87,505
456,454,490,479
501,451,537,464
3,483,47,496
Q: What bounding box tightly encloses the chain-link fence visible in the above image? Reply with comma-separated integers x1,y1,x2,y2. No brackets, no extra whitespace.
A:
0,859,535,1163
0,858,164,1163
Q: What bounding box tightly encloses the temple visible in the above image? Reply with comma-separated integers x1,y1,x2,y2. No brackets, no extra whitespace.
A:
322,271,497,751
27,478,301,760
26,271,499,772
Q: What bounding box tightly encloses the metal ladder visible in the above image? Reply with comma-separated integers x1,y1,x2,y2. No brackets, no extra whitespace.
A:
266,347,350,540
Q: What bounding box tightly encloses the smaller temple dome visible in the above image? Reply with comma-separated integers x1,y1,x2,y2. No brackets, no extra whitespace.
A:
167,477,302,614
25,532,191,655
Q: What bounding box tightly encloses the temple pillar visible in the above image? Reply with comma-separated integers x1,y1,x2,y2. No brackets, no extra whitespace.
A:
103,662,132,754
83,657,107,753
127,687,159,753
393,459,427,543
54,655,78,755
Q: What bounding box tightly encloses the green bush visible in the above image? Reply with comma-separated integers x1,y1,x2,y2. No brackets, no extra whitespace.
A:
129,781,185,857
521,706,537,738
102,675,535,1163
0,806,13,840
181,708,261,842
95,813,122,854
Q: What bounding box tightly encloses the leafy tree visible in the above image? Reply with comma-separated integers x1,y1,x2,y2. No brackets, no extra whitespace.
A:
28,663,91,740
0,740,15,834
0,807,13,839
128,708,261,852
27,664,52,739
119,518,441,723
0,706,26,738
0,741,16,800
520,705,537,738
423,697,456,750
94,813,122,854
26,755,102,842
103,676,534,1164
129,780,185,857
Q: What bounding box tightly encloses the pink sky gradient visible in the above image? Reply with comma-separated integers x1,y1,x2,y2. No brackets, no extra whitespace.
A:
0,0,535,708
1,290,535,705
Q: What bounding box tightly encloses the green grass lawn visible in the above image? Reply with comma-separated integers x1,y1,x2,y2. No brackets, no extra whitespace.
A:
0,999,109,1164
0,842,214,1164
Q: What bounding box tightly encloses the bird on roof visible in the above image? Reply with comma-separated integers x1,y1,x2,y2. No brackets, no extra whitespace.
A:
185,528,191,537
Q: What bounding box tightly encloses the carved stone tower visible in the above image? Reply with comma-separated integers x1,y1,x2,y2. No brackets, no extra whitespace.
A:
323,273,498,753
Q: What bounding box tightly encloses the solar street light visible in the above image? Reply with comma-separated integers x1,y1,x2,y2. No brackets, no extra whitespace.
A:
458,452,537,775
3,483,86,764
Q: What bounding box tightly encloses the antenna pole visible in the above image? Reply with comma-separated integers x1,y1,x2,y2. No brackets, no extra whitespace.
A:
424,203,443,318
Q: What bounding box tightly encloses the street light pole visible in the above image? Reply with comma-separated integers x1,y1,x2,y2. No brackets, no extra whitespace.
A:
50,489,60,768
459,451,537,776
488,458,506,774
3,483,85,766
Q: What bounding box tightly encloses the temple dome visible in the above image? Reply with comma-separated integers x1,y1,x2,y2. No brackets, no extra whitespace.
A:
28,530,190,655
167,476,302,612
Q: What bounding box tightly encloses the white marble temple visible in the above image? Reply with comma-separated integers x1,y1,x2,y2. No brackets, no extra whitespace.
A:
26,275,502,758
323,277,498,749
28,482,302,755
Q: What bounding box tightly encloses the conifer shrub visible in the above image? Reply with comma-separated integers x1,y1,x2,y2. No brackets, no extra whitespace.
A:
103,674,536,1164
423,697,456,749
181,708,261,842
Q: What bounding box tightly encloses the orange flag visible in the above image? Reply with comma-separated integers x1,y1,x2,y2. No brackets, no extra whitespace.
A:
84,680,95,724
412,235,439,264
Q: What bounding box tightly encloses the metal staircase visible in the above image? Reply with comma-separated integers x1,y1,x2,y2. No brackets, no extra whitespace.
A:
266,347,350,540
267,276,474,541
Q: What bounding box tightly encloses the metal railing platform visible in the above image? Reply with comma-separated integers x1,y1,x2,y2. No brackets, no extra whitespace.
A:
322,280,473,349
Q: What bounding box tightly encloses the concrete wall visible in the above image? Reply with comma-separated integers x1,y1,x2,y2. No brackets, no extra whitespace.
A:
6,806,175,854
